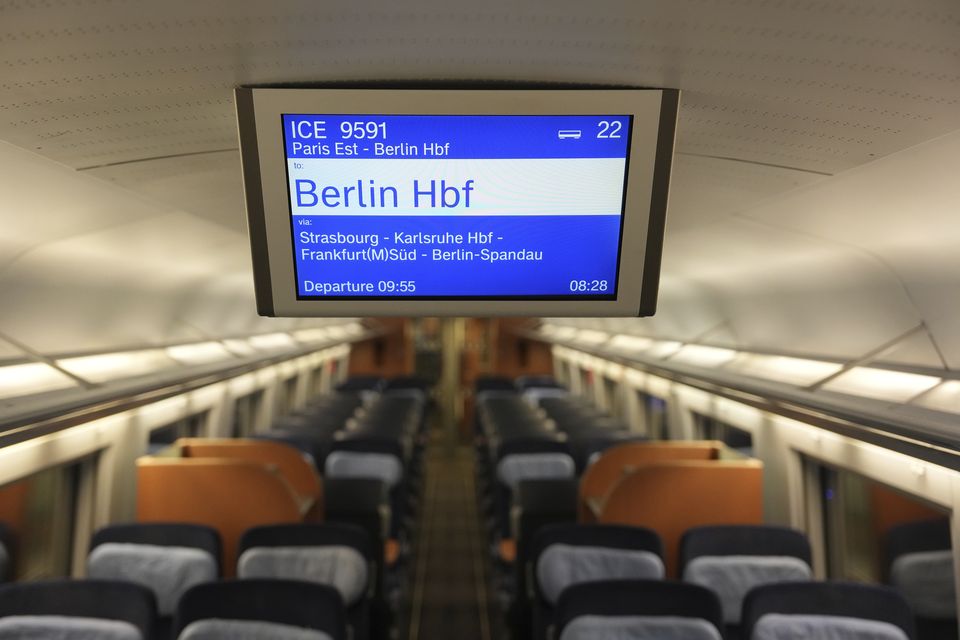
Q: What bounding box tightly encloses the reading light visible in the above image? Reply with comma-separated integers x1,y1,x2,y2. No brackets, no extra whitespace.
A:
222,339,258,356
574,330,610,345
58,350,174,383
248,333,297,350
669,345,737,367
725,354,843,387
646,341,682,359
0,362,78,399
822,367,942,402
608,334,654,352
293,328,331,343
165,341,234,366
913,380,960,414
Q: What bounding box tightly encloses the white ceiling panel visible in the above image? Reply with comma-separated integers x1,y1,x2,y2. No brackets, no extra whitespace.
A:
0,0,958,367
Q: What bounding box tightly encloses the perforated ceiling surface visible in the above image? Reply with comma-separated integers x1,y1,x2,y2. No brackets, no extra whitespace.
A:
2,0,960,232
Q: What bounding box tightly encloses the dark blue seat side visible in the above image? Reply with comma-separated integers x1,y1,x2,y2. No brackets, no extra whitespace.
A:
174,579,346,640
0,579,156,637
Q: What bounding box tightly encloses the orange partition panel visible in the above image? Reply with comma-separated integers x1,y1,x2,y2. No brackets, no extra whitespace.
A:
579,442,721,522
598,460,764,577
179,439,322,520
137,458,303,576
869,483,945,538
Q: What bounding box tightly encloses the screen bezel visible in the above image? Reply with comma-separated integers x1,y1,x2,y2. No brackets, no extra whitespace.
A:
236,87,679,317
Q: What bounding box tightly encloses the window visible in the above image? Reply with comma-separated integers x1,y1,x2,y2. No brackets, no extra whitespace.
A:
602,377,620,417
148,413,206,453
232,390,265,437
812,460,955,639
0,462,82,580
311,364,328,396
278,376,299,414
637,391,668,439
694,414,754,456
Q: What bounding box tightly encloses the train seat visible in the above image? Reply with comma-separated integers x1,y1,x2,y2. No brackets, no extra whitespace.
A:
529,524,665,640
554,579,724,640
87,523,221,638
238,523,375,640
523,387,569,408
494,447,575,544
885,518,957,640
136,458,304,575
475,376,517,393
578,441,721,522
324,443,406,546
0,580,156,640
335,376,385,394
0,523,10,583
679,525,813,628
174,579,346,640
515,376,564,391
597,460,764,576
179,439,323,521
324,451,403,488
742,582,917,640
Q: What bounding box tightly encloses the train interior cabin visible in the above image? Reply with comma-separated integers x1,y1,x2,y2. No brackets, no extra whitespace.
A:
1,1,960,640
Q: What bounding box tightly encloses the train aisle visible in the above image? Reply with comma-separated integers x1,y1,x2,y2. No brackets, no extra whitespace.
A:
406,431,502,640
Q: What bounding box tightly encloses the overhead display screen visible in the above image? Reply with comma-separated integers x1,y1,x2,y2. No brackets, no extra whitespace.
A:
283,114,631,300
235,87,679,317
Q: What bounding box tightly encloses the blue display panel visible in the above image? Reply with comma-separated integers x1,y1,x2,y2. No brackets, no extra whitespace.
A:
283,114,632,299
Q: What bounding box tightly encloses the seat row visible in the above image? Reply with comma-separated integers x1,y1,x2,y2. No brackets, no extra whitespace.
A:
0,578,351,640
475,376,956,640
128,375,432,639
512,522,810,639
0,519,383,640
550,579,917,640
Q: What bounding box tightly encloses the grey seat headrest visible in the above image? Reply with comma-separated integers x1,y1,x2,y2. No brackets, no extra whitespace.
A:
537,543,664,605
87,543,217,617
560,615,722,640
683,555,812,624
237,546,368,606
0,615,143,640
178,619,333,640
751,614,910,640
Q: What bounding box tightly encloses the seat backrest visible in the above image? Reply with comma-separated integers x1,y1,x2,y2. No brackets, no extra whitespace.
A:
0,615,143,639
532,525,665,606
522,388,569,408
0,524,10,583
88,544,217,617
680,525,813,624
598,461,764,576
178,619,333,639
578,442,720,521
750,614,910,640
884,518,956,620
237,523,373,607
175,579,346,640
555,580,724,640
179,439,322,507
0,580,156,638
324,451,402,488
496,453,575,491
559,615,723,640
515,376,563,391
742,582,917,640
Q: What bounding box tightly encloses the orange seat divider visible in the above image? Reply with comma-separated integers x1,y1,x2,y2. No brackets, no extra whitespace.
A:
384,538,401,567
136,458,304,576
179,438,323,520
578,441,721,522
597,460,764,577
498,538,517,564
